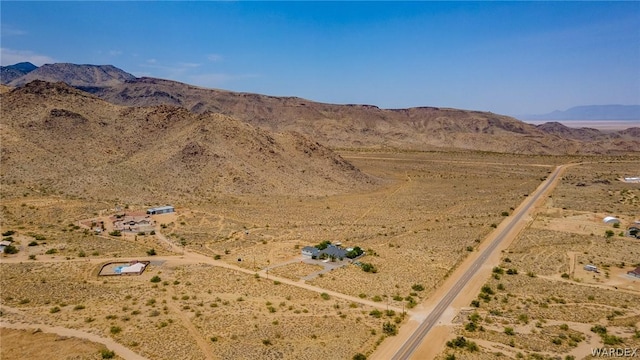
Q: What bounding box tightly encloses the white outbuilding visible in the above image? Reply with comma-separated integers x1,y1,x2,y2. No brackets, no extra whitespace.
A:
146,206,175,215
603,216,620,224
120,262,146,275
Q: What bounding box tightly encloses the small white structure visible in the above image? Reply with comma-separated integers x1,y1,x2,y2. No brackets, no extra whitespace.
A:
120,262,146,275
146,206,175,215
603,216,620,224
584,264,598,272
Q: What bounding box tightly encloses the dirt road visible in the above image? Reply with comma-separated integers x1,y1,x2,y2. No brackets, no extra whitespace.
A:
0,318,148,360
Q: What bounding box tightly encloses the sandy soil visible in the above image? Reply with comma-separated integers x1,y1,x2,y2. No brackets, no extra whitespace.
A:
433,160,640,360
2,152,637,360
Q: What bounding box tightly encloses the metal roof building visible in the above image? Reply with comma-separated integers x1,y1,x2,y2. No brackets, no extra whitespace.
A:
146,206,175,215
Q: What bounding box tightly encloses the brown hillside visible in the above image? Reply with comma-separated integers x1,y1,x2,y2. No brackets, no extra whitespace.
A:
8,63,135,87
0,81,377,202
85,77,640,155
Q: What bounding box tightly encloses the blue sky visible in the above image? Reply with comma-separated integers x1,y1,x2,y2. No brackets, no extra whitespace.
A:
1,1,639,115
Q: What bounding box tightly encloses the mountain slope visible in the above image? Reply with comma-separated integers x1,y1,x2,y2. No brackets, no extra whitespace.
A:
0,62,38,84
7,63,136,87
87,77,639,155
0,81,376,202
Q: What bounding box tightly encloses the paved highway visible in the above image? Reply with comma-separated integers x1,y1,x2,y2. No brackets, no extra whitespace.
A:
391,165,564,360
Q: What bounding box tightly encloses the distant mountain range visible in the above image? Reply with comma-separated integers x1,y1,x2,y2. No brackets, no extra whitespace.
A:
1,62,639,156
0,62,39,84
1,62,135,87
521,105,640,121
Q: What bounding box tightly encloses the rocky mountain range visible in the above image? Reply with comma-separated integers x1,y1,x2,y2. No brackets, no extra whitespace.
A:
83,77,639,155
0,80,376,202
1,63,135,87
1,62,639,158
0,62,38,84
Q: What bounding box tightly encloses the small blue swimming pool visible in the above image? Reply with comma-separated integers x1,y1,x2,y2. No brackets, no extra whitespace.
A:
114,266,125,274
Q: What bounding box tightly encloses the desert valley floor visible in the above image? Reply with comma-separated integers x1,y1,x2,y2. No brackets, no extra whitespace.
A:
1,151,639,360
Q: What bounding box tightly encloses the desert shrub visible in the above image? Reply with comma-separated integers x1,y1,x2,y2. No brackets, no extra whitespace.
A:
346,246,364,259
110,326,121,335
2,230,15,236
492,266,504,274
465,322,477,332
518,314,529,324
501,211,509,216
602,334,623,345
372,295,382,302
28,241,38,246
470,300,480,307
100,349,115,359
50,306,60,313
150,230,156,235
369,309,382,318
150,276,161,283
504,327,515,335
315,240,331,250
382,321,397,336
406,296,417,308
590,325,607,335
481,285,494,295
147,248,156,256
320,292,330,300
411,284,425,292
74,304,86,310
262,339,272,346
361,262,377,273
108,230,122,237
605,230,614,238
506,268,518,275
28,254,36,260
446,336,478,351
469,312,481,323
3,245,18,254
353,353,367,360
